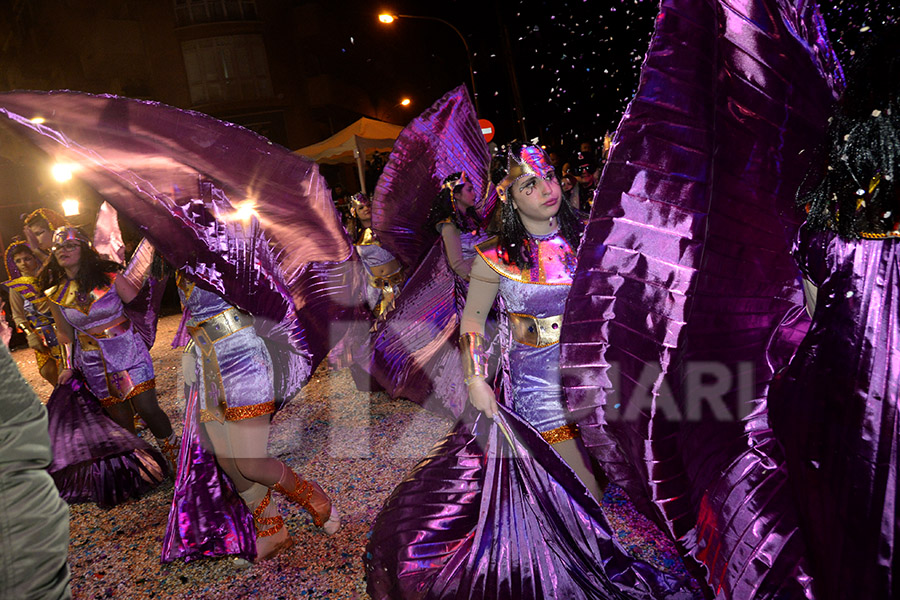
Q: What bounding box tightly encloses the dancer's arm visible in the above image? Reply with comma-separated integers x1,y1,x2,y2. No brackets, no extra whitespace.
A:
48,303,75,384
8,291,46,352
115,238,155,304
460,255,500,418
440,223,474,280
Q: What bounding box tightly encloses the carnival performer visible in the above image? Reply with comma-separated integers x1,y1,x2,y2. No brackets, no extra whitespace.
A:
23,207,67,265
164,263,339,564
38,226,178,463
3,241,60,386
365,144,700,599
350,193,404,318
366,171,493,416
770,26,900,600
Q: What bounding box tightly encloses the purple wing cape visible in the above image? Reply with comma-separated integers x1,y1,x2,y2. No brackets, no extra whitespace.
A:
372,85,491,271
0,91,367,393
560,0,841,597
47,377,168,508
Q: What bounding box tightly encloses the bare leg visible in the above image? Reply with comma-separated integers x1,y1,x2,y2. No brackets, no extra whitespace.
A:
202,419,253,493
554,438,604,502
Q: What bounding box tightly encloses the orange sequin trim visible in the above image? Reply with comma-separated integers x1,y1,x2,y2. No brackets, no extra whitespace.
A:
225,401,276,422
540,423,580,445
124,378,156,401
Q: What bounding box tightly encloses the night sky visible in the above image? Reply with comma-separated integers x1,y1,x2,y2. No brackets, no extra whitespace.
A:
337,0,898,161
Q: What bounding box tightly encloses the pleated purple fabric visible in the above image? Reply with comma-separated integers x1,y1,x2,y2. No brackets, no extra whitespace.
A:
366,407,697,600
372,85,491,271
47,377,168,508
0,91,367,384
560,0,841,597
161,383,256,563
770,227,900,600
364,239,467,417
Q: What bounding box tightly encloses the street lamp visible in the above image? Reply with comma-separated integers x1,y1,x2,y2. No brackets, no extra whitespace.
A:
377,13,481,116
400,97,411,107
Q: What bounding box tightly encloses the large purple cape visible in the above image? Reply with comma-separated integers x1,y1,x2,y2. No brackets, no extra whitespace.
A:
366,406,693,600
365,239,468,417
372,85,492,271
560,0,841,597
770,228,900,600
162,382,256,563
47,376,168,508
0,91,368,396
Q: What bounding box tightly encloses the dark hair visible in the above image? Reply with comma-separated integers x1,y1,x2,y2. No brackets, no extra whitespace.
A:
800,23,900,239
9,244,34,259
38,240,122,293
489,142,583,269
427,173,482,232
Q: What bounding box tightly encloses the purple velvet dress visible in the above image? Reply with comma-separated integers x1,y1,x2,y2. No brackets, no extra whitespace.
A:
365,233,700,599
770,226,900,600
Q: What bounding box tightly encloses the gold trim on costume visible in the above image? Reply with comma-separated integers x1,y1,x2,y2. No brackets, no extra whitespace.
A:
46,275,117,315
540,423,580,445
508,312,563,347
475,235,575,285
225,401,276,422
125,378,156,401
356,227,379,246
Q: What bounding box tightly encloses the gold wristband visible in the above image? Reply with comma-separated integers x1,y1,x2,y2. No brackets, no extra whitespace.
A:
59,342,73,370
459,331,489,385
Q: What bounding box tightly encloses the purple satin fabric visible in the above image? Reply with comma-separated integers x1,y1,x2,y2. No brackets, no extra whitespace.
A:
47,377,168,508
373,85,492,271
161,383,256,564
770,228,900,600
365,239,468,417
365,407,697,600
560,0,841,597
0,91,367,384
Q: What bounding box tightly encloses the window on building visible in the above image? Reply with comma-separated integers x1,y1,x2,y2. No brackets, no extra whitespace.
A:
174,0,258,26
181,35,274,105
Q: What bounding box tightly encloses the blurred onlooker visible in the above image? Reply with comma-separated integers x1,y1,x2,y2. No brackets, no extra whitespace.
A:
0,343,71,599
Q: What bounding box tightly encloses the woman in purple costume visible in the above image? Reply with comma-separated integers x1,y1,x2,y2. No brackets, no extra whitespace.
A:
36,227,171,506
164,262,340,565
350,192,404,319
365,144,700,599
771,27,900,600
39,227,178,462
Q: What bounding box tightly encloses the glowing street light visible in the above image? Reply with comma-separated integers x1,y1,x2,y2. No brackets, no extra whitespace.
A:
377,12,480,115
51,162,75,182
400,98,411,107
30,116,45,124
61,198,80,217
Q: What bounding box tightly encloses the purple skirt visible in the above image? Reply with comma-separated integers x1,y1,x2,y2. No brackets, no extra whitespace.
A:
47,376,168,508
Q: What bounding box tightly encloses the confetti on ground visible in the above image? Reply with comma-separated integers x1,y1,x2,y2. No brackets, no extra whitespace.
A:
12,314,451,600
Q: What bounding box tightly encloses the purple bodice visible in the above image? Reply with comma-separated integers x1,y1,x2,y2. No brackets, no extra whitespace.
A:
60,285,125,332
178,281,232,324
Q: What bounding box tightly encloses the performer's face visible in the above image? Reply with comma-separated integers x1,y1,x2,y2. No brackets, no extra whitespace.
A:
509,173,562,222
355,203,371,222
455,181,476,209
28,223,53,251
13,251,39,277
53,240,82,270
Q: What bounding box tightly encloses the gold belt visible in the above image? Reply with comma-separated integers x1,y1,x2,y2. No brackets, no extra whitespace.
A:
508,312,563,347
77,319,131,351
187,307,254,348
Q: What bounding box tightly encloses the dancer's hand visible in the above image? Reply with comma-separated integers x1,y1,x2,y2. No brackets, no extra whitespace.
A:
467,378,499,419
58,369,74,385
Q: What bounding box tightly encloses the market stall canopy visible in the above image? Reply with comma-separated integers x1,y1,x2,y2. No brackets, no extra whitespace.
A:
294,117,403,194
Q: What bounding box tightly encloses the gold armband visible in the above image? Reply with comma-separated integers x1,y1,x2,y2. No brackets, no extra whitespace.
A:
121,238,155,289
459,331,489,386
59,342,73,370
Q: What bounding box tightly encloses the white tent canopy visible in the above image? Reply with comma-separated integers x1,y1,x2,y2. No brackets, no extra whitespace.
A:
294,117,403,194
